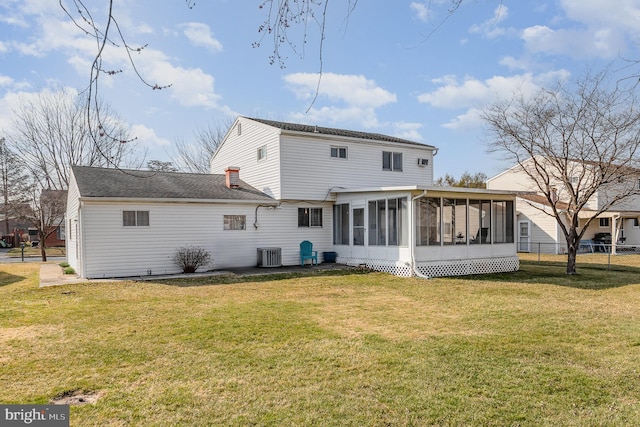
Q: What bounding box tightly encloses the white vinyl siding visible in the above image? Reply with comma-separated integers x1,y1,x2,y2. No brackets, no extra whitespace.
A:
279,135,434,200
77,201,333,279
210,118,282,198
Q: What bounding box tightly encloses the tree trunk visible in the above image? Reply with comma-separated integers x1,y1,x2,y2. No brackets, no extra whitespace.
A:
566,234,579,275
39,230,47,262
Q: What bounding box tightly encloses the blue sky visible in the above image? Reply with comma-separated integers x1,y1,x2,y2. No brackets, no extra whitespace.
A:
1,0,640,178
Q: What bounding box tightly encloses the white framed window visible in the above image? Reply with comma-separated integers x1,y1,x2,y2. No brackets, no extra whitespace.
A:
634,218,639,228
123,210,149,227
298,208,322,227
257,145,267,161
223,215,246,230
382,151,403,171
599,217,610,228
57,224,66,240
330,146,347,159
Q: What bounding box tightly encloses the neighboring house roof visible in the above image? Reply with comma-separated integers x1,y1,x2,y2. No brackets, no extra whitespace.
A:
517,193,571,210
71,165,276,202
247,117,436,150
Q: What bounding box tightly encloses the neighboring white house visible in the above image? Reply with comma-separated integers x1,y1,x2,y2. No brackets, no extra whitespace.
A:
67,116,519,279
487,158,640,254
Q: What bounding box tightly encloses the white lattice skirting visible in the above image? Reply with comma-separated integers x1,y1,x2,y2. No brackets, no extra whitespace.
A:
338,256,519,278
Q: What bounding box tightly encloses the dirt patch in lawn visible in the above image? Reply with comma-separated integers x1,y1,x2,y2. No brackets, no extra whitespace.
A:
50,389,103,405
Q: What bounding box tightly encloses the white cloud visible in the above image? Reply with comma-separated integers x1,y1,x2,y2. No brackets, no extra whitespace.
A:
130,124,171,149
521,25,625,59
410,2,430,23
418,70,571,130
180,22,223,53
284,72,397,129
561,0,640,34
392,122,424,142
469,5,509,39
284,72,396,108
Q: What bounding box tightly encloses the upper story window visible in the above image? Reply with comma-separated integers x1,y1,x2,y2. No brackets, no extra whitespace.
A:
123,210,149,227
331,146,347,159
257,145,267,161
298,208,323,227
382,151,403,171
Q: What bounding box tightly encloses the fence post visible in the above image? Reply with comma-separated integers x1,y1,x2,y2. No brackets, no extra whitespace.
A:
607,249,611,271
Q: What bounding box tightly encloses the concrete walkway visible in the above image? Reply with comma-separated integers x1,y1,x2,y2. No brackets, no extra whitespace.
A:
39,262,354,287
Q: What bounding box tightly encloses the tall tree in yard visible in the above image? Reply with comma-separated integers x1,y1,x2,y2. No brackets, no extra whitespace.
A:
482,70,640,274
0,138,28,237
4,88,142,260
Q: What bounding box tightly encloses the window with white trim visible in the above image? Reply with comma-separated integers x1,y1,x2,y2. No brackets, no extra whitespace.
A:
331,146,347,159
634,218,639,228
223,215,246,230
123,210,149,226
599,218,610,228
57,224,66,240
382,151,403,171
257,145,267,161
298,208,322,227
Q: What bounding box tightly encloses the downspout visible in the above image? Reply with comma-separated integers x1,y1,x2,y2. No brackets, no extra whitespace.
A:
410,190,430,279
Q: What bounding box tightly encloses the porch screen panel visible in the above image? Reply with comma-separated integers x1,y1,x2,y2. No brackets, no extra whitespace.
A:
454,199,467,244
480,200,491,244
333,204,349,245
368,200,386,246
492,200,514,243
388,197,407,246
353,208,364,246
417,197,441,246
442,199,455,245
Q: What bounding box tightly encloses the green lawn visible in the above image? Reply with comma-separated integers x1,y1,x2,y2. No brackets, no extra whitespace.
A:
1,257,639,425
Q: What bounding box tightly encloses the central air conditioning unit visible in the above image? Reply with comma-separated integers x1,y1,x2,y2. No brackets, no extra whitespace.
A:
257,247,282,267
417,158,429,167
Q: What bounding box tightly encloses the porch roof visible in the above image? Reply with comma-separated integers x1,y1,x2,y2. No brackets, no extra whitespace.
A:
331,185,516,196
577,210,640,219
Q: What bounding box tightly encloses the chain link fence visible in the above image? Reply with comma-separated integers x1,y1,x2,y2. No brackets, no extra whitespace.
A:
520,241,640,271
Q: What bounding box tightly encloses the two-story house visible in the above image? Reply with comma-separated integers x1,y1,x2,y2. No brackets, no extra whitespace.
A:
487,157,640,254
66,116,519,279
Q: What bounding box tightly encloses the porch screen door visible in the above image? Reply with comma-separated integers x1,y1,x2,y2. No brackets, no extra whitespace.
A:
353,208,365,246
518,221,530,252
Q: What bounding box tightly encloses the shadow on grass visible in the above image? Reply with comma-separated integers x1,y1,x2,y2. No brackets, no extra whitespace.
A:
157,267,374,287
456,259,640,290
0,271,27,287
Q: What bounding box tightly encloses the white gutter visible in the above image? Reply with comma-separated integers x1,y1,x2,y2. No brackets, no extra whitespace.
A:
77,197,278,205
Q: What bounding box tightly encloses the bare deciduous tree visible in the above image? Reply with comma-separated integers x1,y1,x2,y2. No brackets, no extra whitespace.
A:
6,88,141,190
11,188,67,262
174,120,232,173
0,138,28,237
483,70,640,274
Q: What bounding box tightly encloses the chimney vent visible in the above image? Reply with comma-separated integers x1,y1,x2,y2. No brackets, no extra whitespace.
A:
225,167,240,189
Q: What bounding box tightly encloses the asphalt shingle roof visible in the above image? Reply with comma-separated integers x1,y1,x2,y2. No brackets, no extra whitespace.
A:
71,165,275,202
247,117,435,149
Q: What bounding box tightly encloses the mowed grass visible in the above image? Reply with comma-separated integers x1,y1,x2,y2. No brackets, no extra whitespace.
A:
1,257,640,426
